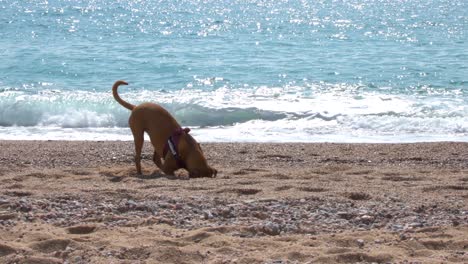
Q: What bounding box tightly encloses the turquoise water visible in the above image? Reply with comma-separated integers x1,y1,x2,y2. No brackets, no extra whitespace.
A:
0,0,467,142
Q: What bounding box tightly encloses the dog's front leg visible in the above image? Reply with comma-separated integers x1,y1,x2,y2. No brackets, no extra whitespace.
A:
153,150,163,169
160,157,178,176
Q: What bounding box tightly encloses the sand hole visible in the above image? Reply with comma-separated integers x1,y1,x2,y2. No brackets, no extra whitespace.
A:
24,172,64,179
423,185,468,192
30,239,71,253
345,192,371,201
24,172,48,179
11,176,24,182
141,184,166,189
109,176,124,182
446,185,468,190
420,240,448,250
117,246,152,260
67,225,97,234
237,180,261,185
383,175,423,182
224,188,262,195
233,168,265,175
414,227,442,233
20,256,62,264
286,251,312,262
6,183,24,189
5,190,32,197
263,173,291,180
299,187,327,192
259,154,292,160
346,170,374,175
326,247,352,254
275,186,292,191
310,170,330,175
237,188,261,195
0,243,16,256
65,169,92,176
185,231,212,243
185,186,209,191
335,252,393,263
382,172,402,176
330,176,344,182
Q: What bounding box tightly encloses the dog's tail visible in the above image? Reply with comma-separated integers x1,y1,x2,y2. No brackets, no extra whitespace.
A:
112,80,135,111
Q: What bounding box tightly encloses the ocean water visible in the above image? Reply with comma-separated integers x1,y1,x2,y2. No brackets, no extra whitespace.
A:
0,0,466,142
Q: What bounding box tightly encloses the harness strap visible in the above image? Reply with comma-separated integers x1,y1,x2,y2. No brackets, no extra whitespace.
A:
163,127,191,169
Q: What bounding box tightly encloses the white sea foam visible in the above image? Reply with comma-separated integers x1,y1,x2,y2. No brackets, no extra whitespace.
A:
0,84,466,142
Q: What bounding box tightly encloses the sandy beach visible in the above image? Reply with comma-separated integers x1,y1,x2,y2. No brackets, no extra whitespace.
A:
0,141,467,263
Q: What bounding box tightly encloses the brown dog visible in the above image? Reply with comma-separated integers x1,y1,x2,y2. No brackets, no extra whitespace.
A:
112,80,217,178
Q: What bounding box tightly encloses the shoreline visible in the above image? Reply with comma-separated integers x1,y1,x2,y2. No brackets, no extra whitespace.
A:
1,127,467,144
0,132,467,144
0,141,467,263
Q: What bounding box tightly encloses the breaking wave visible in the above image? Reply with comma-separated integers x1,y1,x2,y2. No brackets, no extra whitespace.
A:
0,83,467,142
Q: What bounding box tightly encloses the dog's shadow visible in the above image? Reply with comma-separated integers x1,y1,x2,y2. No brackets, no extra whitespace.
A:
137,170,188,181
101,167,189,182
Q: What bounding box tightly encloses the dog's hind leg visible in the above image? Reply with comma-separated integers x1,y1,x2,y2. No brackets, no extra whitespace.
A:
130,126,144,175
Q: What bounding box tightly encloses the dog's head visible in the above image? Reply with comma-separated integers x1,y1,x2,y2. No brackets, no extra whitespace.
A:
179,133,217,178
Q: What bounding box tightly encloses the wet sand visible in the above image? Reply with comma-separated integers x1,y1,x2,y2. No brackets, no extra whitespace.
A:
0,141,467,263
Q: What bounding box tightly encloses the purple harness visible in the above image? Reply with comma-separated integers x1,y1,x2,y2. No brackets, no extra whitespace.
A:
162,128,191,169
